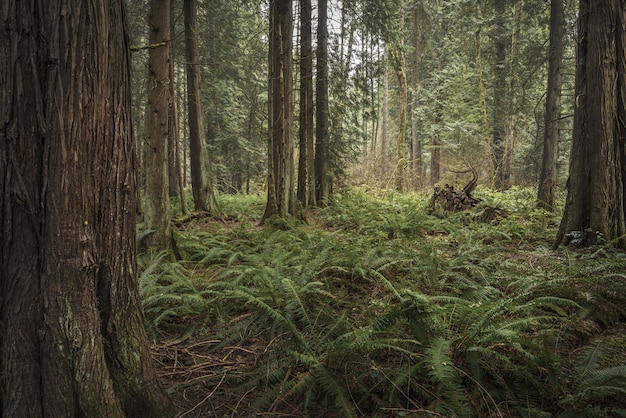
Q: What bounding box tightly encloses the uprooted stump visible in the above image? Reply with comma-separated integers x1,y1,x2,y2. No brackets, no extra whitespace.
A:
428,184,481,212
428,168,480,213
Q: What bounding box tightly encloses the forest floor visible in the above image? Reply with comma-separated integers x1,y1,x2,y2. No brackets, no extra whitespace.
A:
143,188,626,417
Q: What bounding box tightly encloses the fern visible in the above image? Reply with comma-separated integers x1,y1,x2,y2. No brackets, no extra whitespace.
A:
559,341,626,417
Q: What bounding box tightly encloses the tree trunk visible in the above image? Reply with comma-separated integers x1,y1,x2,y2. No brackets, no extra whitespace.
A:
167,0,186,215
168,37,180,200
410,4,423,188
144,0,172,250
297,0,315,207
315,0,330,205
390,0,408,192
0,1,176,416
475,0,493,183
184,0,218,214
431,15,448,186
381,51,389,177
263,0,296,221
491,0,508,189
537,0,565,211
555,0,626,248
501,0,522,190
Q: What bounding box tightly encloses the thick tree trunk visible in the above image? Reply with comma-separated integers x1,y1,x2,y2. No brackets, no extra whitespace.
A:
263,0,295,221
315,0,330,205
537,0,565,211
184,0,218,214
297,0,315,207
0,1,176,416
555,0,626,248
144,0,172,250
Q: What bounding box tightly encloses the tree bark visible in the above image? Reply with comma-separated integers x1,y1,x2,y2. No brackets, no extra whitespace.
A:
555,0,626,248
491,0,508,189
167,0,186,215
0,1,176,416
431,15,448,186
501,0,522,190
263,0,296,221
390,0,408,192
184,0,218,214
381,50,389,177
410,4,423,188
144,0,172,250
537,0,565,211
475,0,493,183
297,0,315,207
315,0,330,205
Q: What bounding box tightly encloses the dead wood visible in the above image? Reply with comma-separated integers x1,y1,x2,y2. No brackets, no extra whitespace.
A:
428,167,481,213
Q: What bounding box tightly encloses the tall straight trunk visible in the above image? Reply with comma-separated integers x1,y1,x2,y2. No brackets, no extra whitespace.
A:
501,0,522,189
297,0,315,207
381,51,389,177
263,0,295,220
555,0,626,248
361,33,369,160
491,0,507,189
332,1,356,149
411,4,423,188
315,0,330,204
144,0,172,250
370,41,381,157
475,0,493,182
0,1,176,416
184,0,217,213
537,0,564,211
390,0,408,192
167,1,179,201
431,15,448,186
169,58,187,215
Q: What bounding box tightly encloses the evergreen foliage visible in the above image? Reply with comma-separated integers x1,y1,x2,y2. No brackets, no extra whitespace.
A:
139,189,626,416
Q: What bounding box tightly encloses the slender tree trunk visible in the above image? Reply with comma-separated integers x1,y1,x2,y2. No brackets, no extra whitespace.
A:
331,1,356,158
491,0,507,189
475,0,493,183
166,0,186,215
167,10,180,201
555,0,626,248
381,51,389,178
315,0,330,204
431,15,448,186
390,0,408,192
171,61,188,215
263,0,295,221
297,0,315,207
537,0,564,211
411,4,423,188
501,0,523,189
184,0,218,214
144,0,172,250
0,1,176,416
361,33,369,161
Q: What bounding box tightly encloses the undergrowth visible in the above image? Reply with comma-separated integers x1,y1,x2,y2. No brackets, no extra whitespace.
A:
139,187,626,417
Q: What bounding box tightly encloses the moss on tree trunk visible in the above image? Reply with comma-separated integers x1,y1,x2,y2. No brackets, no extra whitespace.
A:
0,1,177,416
